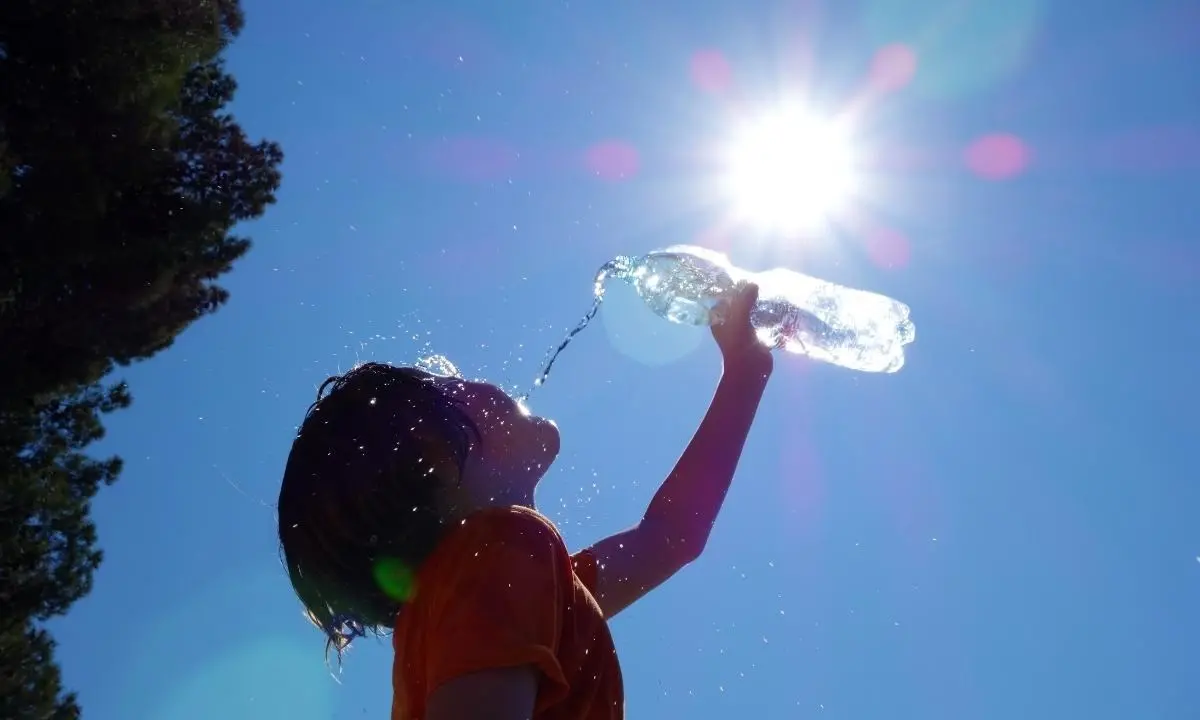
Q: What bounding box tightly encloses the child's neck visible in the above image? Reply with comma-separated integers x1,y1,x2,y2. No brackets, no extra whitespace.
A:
447,476,536,520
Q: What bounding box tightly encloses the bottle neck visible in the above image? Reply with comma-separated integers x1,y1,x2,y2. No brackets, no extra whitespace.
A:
592,255,634,298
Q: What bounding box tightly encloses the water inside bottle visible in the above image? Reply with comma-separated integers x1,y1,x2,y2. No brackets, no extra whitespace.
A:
627,247,739,326
748,267,916,373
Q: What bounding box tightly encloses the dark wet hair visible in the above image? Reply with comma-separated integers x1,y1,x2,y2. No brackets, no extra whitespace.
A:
277,362,479,657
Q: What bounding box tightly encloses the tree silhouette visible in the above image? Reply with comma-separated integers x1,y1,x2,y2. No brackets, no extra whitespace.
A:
0,1,282,716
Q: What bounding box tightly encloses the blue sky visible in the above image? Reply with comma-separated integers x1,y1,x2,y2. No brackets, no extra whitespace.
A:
51,0,1200,718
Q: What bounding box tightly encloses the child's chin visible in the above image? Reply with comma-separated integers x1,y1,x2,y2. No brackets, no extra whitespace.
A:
505,420,559,480
530,416,560,457
529,413,558,434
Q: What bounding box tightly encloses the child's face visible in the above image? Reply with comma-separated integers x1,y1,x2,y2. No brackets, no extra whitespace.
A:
424,373,560,512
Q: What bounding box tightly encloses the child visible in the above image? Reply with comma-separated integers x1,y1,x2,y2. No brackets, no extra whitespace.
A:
277,283,773,719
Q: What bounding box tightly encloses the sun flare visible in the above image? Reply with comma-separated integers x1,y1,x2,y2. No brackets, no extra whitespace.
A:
720,105,858,234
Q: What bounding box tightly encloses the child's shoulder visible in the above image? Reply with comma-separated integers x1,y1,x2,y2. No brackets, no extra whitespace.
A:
445,505,569,558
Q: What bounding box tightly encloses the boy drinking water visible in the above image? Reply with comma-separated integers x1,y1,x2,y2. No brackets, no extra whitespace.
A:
277,283,772,719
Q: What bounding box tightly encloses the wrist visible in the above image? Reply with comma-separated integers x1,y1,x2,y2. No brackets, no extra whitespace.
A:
721,349,773,383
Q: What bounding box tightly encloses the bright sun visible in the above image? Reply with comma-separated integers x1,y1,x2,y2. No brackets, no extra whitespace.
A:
721,105,858,234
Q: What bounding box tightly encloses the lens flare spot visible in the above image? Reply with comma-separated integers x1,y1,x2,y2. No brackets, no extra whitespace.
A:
585,140,640,181
966,133,1030,180
870,43,918,92
690,49,733,94
151,637,335,720
864,0,1044,98
780,425,824,534
374,557,417,601
601,282,704,366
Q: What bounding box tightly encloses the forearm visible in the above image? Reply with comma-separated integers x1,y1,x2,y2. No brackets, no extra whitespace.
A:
583,287,773,618
641,360,770,561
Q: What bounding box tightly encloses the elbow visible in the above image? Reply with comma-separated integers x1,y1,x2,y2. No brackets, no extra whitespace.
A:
643,514,708,567
671,532,707,567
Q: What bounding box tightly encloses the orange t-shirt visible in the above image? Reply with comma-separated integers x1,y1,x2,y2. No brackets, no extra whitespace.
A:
391,505,624,720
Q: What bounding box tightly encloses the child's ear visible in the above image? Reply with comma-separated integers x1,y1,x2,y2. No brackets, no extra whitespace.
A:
424,434,467,486
423,443,463,490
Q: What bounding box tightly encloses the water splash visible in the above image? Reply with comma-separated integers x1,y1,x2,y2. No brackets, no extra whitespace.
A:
416,354,462,378
520,256,633,399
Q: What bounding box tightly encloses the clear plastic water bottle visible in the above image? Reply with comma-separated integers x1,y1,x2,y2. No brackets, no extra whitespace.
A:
597,245,916,373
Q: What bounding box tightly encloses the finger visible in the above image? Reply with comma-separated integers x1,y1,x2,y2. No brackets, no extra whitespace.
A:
740,282,760,308
732,282,758,321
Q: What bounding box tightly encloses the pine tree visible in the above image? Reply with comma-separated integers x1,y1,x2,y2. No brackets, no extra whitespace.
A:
0,2,282,716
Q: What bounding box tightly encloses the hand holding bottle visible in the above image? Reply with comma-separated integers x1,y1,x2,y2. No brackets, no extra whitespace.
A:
600,245,915,373
712,282,773,377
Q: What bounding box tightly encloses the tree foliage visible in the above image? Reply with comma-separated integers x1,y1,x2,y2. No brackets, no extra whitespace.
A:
0,1,282,716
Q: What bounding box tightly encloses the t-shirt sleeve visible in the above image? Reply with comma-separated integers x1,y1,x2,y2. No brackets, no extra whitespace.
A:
571,548,600,597
423,510,570,711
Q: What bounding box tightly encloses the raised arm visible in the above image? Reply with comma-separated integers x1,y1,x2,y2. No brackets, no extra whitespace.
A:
583,283,773,618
